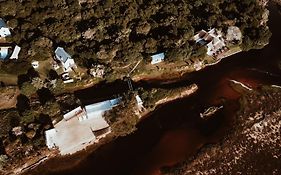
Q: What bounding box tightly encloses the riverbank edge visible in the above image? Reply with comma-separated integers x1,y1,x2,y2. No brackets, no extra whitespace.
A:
1,1,271,173
131,46,243,83
11,84,198,175
161,85,281,175
139,84,199,121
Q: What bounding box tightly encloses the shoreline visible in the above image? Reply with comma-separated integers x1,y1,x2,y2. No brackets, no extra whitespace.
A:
139,84,199,121
0,1,273,174
131,46,242,83
155,84,198,106
15,84,198,175
0,44,260,175
162,85,281,175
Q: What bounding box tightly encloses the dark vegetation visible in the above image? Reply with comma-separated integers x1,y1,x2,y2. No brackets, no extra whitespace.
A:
104,85,196,137
138,86,193,108
0,92,79,170
0,0,270,76
0,0,271,172
104,93,139,137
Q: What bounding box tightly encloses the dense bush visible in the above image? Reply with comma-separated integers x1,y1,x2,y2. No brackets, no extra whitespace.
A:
0,0,270,75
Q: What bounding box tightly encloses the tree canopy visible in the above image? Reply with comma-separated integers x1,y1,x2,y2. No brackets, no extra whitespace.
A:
0,0,270,72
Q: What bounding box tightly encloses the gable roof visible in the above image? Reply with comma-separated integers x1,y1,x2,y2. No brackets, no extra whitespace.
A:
55,47,72,63
0,18,7,28
0,47,10,60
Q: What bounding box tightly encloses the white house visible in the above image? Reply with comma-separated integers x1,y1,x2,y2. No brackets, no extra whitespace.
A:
151,52,165,65
55,47,77,72
0,18,11,38
10,45,21,59
44,98,121,155
194,29,227,57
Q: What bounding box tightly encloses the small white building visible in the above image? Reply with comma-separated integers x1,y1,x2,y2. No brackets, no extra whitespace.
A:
55,47,76,72
10,45,21,59
31,61,39,69
0,18,11,38
135,95,145,112
61,72,74,84
151,52,165,65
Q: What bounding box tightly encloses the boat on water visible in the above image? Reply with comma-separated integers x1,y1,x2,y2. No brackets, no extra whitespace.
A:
200,106,223,119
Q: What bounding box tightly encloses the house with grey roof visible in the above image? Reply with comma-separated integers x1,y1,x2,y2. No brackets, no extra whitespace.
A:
0,18,11,38
55,47,76,72
0,46,10,60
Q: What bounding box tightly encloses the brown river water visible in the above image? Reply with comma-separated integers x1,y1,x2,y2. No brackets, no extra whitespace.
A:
29,5,281,175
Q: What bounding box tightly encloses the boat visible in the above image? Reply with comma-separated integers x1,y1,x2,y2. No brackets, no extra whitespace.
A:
200,106,223,119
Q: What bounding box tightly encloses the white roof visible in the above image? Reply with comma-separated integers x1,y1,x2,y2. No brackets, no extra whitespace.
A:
31,61,39,69
0,19,11,38
50,118,97,155
151,52,165,64
136,95,143,105
45,129,57,149
63,79,74,84
63,106,84,121
55,47,72,63
85,98,121,114
10,45,21,59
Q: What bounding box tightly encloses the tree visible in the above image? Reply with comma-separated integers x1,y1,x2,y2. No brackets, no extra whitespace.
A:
48,69,59,80
20,82,37,97
0,154,8,170
42,101,61,117
16,94,30,113
37,88,55,105
21,110,37,125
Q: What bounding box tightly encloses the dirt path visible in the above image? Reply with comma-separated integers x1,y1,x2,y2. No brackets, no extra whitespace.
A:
0,87,19,110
